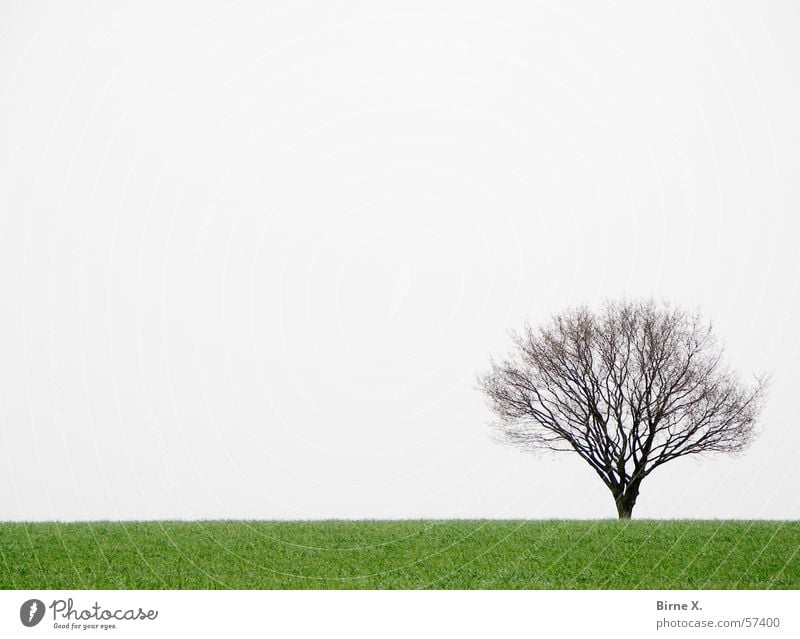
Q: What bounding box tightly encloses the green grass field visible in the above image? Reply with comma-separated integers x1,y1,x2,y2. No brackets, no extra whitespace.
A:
1,520,798,589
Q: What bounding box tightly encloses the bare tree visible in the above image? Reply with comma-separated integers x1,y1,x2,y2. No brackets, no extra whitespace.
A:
479,299,768,519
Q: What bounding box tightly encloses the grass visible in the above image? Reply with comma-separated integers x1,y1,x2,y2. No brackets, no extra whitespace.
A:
1,520,798,589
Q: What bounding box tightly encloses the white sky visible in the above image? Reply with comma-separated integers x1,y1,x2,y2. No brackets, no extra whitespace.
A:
1,1,799,521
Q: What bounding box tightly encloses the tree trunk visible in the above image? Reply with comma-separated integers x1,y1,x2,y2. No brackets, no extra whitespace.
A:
615,497,635,519
613,481,641,519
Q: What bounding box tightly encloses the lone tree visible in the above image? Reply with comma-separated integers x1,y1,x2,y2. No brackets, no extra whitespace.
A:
479,299,768,519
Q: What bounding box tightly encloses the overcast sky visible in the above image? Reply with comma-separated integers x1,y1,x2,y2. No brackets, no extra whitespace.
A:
1,1,799,521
